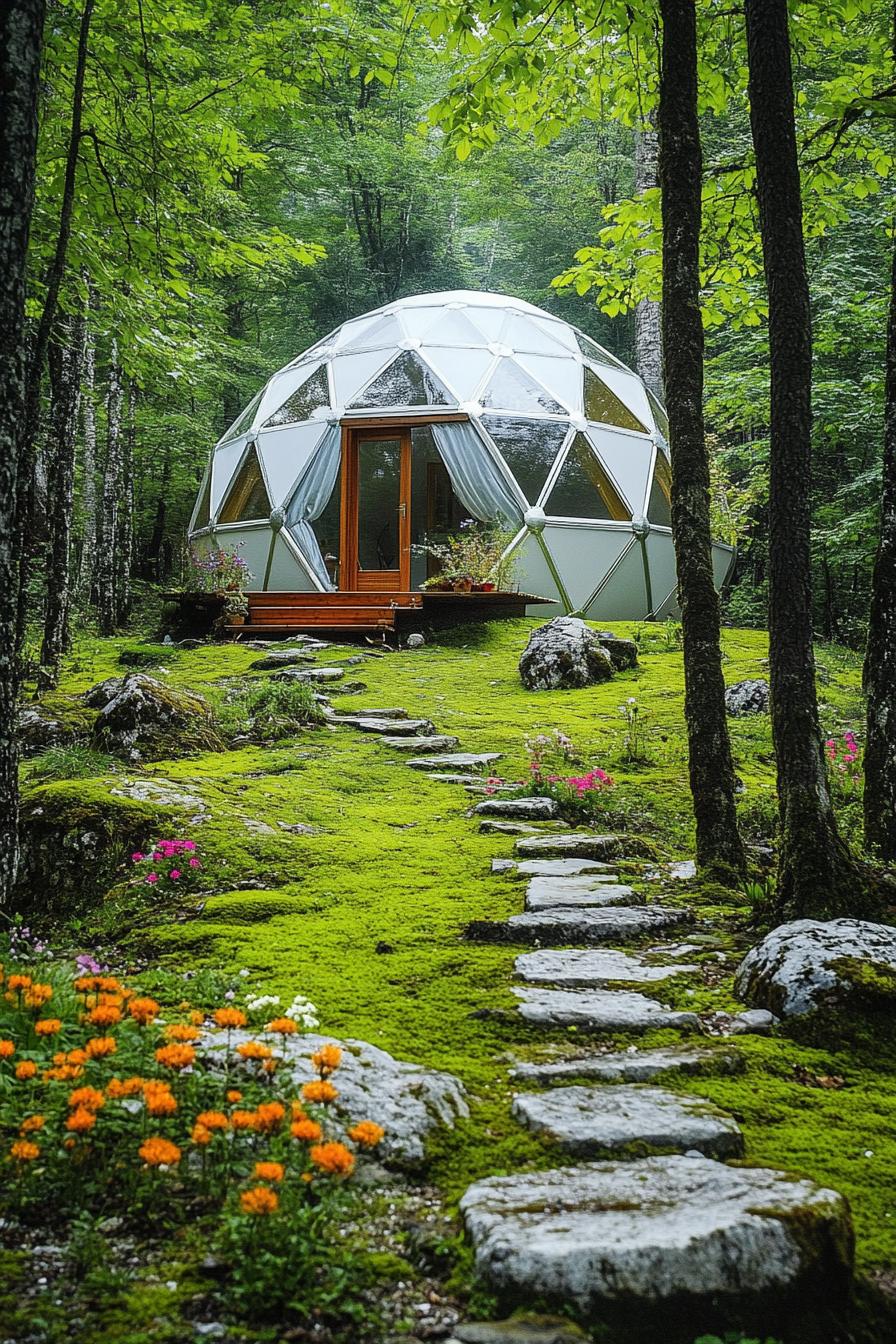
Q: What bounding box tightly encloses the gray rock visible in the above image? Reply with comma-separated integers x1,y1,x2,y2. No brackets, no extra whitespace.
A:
524,877,635,910
724,678,770,716
327,706,409,720
511,858,619,879
460,1156,852,1321
734,917,896,1017
203,1032,467,1168
473,798,560,820
513,987,700,1032
480,820,569,837
519,617,614,691
596,635,639,671
91,674,222,761
407,752,503,773
406,632,425,648
730,1008,779,1035
381,734,460,752
467,905,691,945
515,833,652,860
512,1085,741,1158
83,675,128,709
451,1319,586,1344
492,858,517,873
282,666,345,683
250,649,316,670
514,948,698,986
511,1046,742,1085
335,716,435,735
17,703,87,757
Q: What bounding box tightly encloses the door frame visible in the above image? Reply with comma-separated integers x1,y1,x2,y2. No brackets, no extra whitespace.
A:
339,424,412,592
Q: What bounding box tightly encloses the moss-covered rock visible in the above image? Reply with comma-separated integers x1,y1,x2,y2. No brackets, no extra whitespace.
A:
90,673,223,760
17,697,96,757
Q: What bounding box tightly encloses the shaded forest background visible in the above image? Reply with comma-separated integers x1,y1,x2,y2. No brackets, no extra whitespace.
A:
24,0,892,655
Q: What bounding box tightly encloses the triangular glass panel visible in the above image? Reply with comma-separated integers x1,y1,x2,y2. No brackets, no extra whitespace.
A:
221,389,263,443
191,463,212,531
575,330,622,369
646,451,672,527
421,310,487,347
585,425,653,516
398,306,444,342
421,347,493,403
338,313,403,352
263,366,330,428
585,541,648,621
647,388,670,441
584,365,648,433
483,416,569,506
480,357,564,415
257,422,327,505
546,433,628,521
218,443,272,524
533,315,578,353
348,349,451,408
211,436,249,515
516,353,583,413
503,313,570,357
465,306,508,343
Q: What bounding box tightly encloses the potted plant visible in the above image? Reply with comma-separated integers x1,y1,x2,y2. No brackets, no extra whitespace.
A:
417,520,517,593
222,591,249,626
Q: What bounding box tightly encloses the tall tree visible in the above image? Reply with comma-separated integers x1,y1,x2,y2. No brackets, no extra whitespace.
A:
97,342,122,635
744,0,867,917
0,0,45,904
658,0,745,880
76,310,98,599
634,127,663,398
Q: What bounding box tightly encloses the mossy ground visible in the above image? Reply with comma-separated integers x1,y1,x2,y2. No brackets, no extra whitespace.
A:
18,618,895,1338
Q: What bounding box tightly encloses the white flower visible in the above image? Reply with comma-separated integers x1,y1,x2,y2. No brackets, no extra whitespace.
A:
246,993,281,1014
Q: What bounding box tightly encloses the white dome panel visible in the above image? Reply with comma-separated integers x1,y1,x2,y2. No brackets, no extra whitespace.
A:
593,364,654,432
211,436,251,515
534,316,579,353
422,309,489,347
256,422,327,506
542,524,634,611
398,306,447,341
464,306,510,343
330,349,392,406
585,425,654,516
585,540,647,620
503,312,572,357
421,347,495,404
336,313,403,352
516,353,583,414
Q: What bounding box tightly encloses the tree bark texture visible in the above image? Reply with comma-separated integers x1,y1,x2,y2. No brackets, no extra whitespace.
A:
634,127,664,398
658,0,745,880
0,0,45,902
745,0,866,917
39,315,84,689
863,232,896,858
115,381,135,623
76,315,98,599
97,342,123,635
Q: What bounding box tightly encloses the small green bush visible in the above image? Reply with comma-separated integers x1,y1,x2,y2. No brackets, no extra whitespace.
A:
23,746,118,783
223,679,325,741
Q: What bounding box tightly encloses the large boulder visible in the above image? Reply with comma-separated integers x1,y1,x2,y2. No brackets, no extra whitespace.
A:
725,678,770,716
17,701,93,757
519,618,614,691
595,633,639,671
734,918,896,1017
90,674,222,761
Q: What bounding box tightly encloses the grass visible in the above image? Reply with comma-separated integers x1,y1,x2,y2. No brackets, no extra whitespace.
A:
16,617,895,1337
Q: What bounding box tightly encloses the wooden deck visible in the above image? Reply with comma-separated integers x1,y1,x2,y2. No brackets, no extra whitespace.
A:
226,589,551,637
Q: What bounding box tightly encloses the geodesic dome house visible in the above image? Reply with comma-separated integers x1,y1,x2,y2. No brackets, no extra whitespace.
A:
188,290,734,621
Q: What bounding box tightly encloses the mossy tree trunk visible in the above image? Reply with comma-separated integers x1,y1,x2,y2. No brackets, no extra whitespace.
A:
658,0,745,882
634,126,663,400
76,282,98,602
97,341,123,635
0,0,45,904
745,0,867,918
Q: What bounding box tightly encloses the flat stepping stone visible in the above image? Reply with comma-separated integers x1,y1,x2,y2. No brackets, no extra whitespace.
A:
513,987,700,1032
513,1085,741,1158
481,820,570,837
408,752,502,773
515,948,699,986
515,833,651,860
466,905,690,945
251,649,316,669
381,734,460,752
511,1045,742,1085
473,798,560,820
285,666,345,682
329,707,408,721
345,717,435,735
460,1156,852,1323
511,858,620,879
525,878,635,910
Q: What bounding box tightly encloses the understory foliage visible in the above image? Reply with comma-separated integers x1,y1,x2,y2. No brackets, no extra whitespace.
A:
0,944,385,1322
222,679,327,741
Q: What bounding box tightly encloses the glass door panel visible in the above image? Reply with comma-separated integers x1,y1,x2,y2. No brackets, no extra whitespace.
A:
357,437,402,574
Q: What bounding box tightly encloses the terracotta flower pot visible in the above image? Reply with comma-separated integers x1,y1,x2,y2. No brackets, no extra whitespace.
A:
453,577,473,593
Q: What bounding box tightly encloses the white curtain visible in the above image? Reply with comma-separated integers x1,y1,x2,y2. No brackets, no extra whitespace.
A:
284,422,341,589
431,420,525,528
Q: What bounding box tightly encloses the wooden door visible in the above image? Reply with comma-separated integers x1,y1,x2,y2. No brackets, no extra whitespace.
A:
340,427,411,591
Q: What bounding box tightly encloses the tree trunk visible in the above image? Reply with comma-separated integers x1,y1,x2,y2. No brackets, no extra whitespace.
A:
77,314,98,599
863,231,896,858
658,0,745,881
745,0,867,917
39,315,84,690
97,342,123,635
634,127,664,398
115,380,135,623
0,0,45,904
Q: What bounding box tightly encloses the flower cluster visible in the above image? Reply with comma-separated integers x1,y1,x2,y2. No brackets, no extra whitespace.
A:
187,543,253,594
245,992,319,1031
131,839,203,891
825,730,862,797
483,729,615,823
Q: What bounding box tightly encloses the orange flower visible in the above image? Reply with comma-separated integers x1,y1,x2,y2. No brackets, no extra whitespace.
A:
189,1010,205,1026
195,1110,228,1131
230,1109,258,1131
290,1118,322,1142
226,1089,243,1103
143,1082,177,1116
139,1136,181,1167
86,1005,121,1029
24,983,53,1008
311,1044,342,1076
163,1024,200,1042
10,1139,40,1161
348,1120,385,1149
66,1107,97,1134
34,1019,62,1037
7,974,32,992
74,975,100,993
191,1123,212,1146
236,1041,272,1061
0,1040,14,1059
265,1017,298,1034
310,1141,354,1177
290,1100,307,1121
213,1007,247,1029
254,1101,285,1134
254,1161,284,1182
128,997,161,1026
68,1087,105,1112
107,1076,145,1098
15,1061,37,1080
43,1064,82,1082
20,1114,45,1134
301,1079,338,1105
154,1043,196,1071
85,1037,117,1059
66,1048,88,1065
240,1185,278,1215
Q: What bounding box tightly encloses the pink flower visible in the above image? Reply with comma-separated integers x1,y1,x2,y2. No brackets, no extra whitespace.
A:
169,869,181,880
189,858,201,869
131,852,144,863
182,840,196,852
145,873,159,885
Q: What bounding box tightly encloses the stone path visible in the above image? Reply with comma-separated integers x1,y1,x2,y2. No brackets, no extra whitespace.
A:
322,687,854,1337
